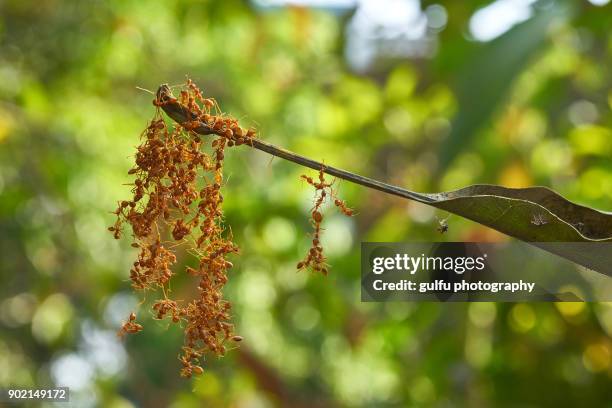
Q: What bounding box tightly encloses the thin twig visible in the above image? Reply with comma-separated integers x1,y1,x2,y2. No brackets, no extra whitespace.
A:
156,84,435,204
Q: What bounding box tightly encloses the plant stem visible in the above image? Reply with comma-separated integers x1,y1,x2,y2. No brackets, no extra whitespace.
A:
157,85,435,204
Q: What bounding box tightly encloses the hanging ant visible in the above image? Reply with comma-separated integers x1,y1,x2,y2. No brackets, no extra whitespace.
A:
117,312,143,338
297,166,352,275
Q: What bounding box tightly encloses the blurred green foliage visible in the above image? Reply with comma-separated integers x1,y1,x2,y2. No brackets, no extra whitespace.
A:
1,0,611,407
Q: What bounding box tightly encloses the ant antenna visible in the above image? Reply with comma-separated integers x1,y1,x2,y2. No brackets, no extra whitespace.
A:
136,86,155,95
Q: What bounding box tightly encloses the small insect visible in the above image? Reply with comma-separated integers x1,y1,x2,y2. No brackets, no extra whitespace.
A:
436,216,449,234
531,213,548,226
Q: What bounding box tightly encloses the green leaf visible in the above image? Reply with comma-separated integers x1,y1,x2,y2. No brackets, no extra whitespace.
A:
438,5,571,170
424,185,612,275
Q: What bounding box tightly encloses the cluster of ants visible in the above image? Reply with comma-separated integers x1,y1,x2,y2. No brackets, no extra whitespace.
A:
109,80,253,378
298,168,353,275
110,80,349,378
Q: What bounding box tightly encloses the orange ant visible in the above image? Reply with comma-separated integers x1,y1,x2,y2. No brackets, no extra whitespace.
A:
117,312,143,338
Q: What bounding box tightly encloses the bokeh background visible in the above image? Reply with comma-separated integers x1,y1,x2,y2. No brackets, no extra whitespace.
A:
1,0,612,406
